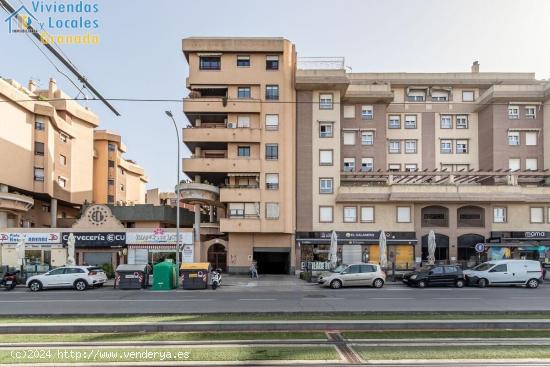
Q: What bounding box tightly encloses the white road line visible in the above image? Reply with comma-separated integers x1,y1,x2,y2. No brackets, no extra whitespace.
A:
0,299,214,303
434,297,481,300
370,297,414,300
238,298,277,301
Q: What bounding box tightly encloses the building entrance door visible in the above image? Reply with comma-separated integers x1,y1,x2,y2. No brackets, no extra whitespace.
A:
207,243,227,272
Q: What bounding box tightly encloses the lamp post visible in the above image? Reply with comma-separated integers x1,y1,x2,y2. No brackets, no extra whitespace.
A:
164,111,181,271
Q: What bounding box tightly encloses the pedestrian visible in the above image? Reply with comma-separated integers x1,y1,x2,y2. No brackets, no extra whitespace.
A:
250,261,259,279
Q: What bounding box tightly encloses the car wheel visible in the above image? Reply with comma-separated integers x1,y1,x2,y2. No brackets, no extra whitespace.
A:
74,280,88,291
455,279,465,288
29,280,42,292
527,278,540,289
330,280,342,289
373,278,384,288
417,280,426,288
478,278,488,288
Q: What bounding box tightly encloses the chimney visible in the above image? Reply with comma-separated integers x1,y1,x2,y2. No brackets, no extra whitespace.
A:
28,80,37,93
471,61,480,73
48,78,57,99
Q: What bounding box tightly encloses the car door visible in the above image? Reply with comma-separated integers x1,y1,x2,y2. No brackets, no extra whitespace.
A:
429,266,445,285
42,268,66,287
443,266,458,285
62,268,83,286
488,263,510,284
360,264,376,285
340,265,361,286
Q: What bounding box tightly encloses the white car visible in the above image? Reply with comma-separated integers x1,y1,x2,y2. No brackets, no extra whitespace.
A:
463,260,543,289
318,263,386,289
26,266,107,292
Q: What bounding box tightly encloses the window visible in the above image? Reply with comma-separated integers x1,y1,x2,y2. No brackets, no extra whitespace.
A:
265,173,279,190
525,132,537,146
265,144,278,160
456,140,468,154
343,131,356,145
440,115,452,129
34,167,44,181
361,131,374,145
343,105,355,118
493,207,507,223
319,178,333,194
343,158,355,172
319,206,333,222
319,122,333,138
407,89,425,102
319,150,333,165
361,264,376,273
397,206,411,223
108,143,116,152
440,140,452,154
236,55,250,67
265,85,279,100
108,179,114,186
388,140,400,154
265,114,279,131
59,154,67,165
237,87,251,99
266,55,279,70
388,164,401,172
508,105,519,119
360,206,374,222
266,203,280,219
60,132,68,143
530,207,544,223
456,115,468,129
526,158,538,171
237,115,250,128
237,146,250,157
120,167,125,175
388,115,400,129
319,94,333,109
58,177,66,188
107,195,114,203
229,203,259,218
405,140,417,153
508,158,520,171
228,203,244,218
34,142,44,156
41,204,50,213
35,121,45,130
344,206,357,222
361,105,374,120
431,266,444,275
525,106,536,119
405,164,418,172
462,91,474,102
431,90,449,102
508,131,520,146
361,158,374,172
404,115,417,129
199,56,221,70
490,264,508,273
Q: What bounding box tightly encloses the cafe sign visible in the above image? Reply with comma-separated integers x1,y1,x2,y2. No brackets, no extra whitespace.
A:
0,232,60,244
126,230,193,245
61,232,126,247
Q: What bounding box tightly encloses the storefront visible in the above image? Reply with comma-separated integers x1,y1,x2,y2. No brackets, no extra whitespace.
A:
0,232,65,273
126,230,193,266
488,231,550,262
296,231,416,270
62,232,126,273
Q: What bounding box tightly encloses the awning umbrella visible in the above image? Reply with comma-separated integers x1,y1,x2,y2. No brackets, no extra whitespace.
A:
67,233,76,266
15,235,26,266
328,230,338,268
428,230,437,265
379,231,387,268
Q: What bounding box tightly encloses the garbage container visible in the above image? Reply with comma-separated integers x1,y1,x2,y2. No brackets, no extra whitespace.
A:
115,264,151,289
181,262,211,290
152,260,177,290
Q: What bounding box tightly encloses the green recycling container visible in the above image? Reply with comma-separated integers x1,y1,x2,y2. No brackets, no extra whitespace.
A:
152,259,177,290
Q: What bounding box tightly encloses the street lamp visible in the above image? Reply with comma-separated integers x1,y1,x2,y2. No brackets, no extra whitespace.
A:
164,110,181,272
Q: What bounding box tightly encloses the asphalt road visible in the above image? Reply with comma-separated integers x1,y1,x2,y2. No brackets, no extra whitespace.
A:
2,277,550,314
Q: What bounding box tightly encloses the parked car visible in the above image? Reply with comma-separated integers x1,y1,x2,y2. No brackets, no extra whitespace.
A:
402,265,465,288
318,263,385,289
463,260,543,288
26,266,107,292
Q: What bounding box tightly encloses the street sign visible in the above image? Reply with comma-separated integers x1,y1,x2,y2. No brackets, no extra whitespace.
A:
475,243,485,253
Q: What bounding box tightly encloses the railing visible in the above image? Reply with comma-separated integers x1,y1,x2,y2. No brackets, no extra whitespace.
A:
297,57,345,70
421,219,449,227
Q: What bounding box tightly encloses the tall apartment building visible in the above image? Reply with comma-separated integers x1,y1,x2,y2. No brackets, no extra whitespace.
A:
296,60,550,270
0,77,98,228
93,130,148,206
179,37,297,273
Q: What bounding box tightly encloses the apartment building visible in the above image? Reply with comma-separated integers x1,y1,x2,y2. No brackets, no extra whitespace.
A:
179,37,297,273
0,77,98,228
296,59,550,270
93,130,148,206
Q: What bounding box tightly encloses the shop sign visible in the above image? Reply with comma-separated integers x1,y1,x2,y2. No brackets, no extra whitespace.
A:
0,232,60,244
525,232,548,239
126,230,193,245
300,261,331,271
182,244,194,263
61,232,126,247
301,231,416,241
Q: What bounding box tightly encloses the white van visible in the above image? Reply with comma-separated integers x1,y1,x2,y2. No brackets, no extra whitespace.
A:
463,260,543,288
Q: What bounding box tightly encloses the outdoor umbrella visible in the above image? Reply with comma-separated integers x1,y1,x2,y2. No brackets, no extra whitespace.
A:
428,230,437,265
379,231,388,268
328,230,338,269
67,233,76,266
15,235,26,267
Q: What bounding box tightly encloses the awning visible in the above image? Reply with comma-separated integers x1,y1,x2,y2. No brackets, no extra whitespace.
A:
507,127,541,132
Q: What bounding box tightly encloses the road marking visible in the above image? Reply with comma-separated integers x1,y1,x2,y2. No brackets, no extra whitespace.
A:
238,298,277,301
434,297,481,300
0,299,213,303
370,297,414,300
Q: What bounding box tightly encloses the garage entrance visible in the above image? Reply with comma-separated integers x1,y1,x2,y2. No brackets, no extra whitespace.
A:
253,247,290,274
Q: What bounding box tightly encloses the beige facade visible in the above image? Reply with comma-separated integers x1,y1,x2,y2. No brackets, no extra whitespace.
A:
93,130,148,206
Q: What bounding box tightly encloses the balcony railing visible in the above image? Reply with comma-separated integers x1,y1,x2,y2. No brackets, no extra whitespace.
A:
422,218,449,227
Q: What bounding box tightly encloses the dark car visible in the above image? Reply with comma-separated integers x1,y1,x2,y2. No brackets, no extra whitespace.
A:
402,265,465,288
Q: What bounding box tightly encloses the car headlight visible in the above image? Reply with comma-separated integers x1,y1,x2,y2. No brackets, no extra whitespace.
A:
410,275,417,280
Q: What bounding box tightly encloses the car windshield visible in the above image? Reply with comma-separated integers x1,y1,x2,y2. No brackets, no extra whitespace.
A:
471,263,493,271
332,264,348,273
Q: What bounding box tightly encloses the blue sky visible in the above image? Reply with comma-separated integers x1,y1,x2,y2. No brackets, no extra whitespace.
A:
1,0,549,191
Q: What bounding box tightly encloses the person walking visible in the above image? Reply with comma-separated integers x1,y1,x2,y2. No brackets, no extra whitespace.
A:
250,261,259,279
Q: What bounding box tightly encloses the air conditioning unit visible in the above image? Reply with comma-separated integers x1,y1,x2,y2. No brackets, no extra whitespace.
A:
227,122,237,129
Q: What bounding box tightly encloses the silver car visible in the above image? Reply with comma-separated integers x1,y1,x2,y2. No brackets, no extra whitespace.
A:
318,263,386,289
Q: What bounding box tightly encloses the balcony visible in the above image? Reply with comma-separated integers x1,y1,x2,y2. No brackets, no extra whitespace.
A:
183,127,261,147
183,97,261,115
183,157,261,174
220,186,261,203
220,217,261,233
177,182,220,206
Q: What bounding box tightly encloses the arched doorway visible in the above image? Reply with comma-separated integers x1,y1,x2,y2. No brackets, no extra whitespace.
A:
207,243,227,272
457,234,485,262
421,233,449,262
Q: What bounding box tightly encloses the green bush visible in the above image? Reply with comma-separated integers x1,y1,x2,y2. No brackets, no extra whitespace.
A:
101,263,114,279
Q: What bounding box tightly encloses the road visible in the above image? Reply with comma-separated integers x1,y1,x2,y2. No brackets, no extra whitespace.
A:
2,275,550,314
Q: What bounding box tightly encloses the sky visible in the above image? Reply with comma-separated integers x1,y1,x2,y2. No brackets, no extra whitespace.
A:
1,0,549,191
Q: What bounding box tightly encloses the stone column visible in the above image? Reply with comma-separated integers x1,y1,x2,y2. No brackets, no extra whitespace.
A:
209,205,215,223
50,198,58,228
194,204,201,262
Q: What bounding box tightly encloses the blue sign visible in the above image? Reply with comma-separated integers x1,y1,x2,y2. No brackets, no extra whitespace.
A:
475,243,485,253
